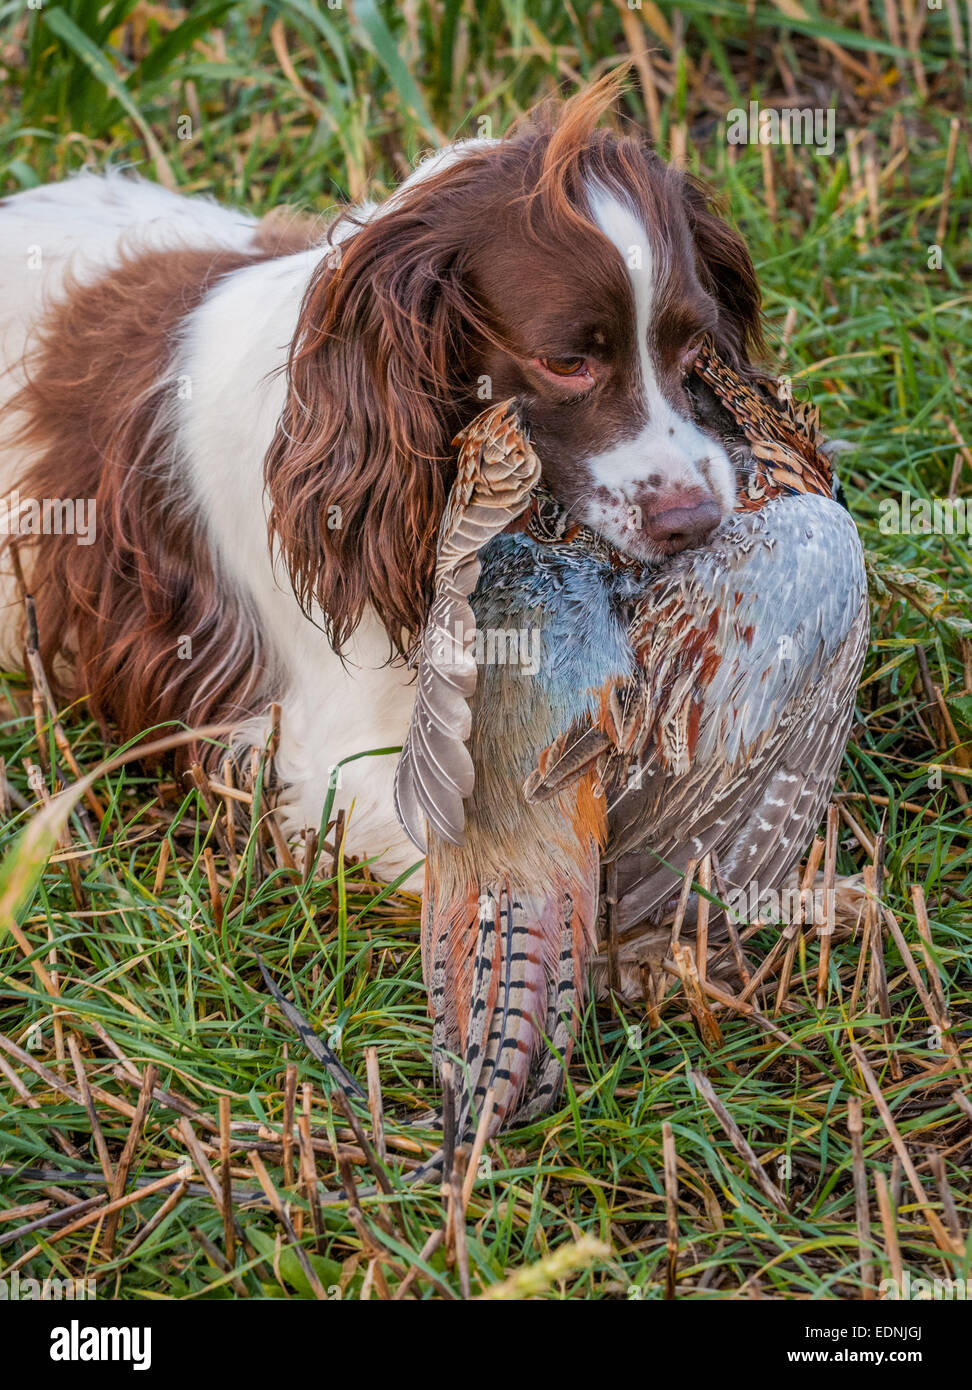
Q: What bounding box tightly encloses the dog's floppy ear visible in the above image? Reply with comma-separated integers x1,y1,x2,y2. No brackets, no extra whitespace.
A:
264,162,492,653
680,176,765,369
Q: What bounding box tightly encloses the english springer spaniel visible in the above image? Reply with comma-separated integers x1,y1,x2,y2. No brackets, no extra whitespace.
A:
0,76,761,878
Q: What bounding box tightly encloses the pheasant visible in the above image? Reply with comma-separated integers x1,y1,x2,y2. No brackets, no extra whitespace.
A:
395,341,868,1140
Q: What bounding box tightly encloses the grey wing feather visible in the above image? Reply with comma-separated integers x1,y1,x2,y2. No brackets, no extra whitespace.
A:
395,402,541,851
609,494,869,928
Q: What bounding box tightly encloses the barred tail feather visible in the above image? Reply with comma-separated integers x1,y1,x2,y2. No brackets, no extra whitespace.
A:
422,871,597,1142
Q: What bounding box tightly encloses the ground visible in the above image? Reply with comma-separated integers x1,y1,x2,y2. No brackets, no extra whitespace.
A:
0,1,970,1300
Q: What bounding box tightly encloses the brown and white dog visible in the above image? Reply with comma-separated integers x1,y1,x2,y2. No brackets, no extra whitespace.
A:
0,78,762,877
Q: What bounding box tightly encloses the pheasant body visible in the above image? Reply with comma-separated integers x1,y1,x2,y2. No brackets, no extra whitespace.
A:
403,419,643,1136
396,348,868,1138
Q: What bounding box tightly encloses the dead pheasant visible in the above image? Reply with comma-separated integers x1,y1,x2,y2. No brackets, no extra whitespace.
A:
396,404,608,1141
396,341,869,1139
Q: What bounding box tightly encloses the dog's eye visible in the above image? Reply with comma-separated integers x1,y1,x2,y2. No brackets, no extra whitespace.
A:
541,355,588,377
680,337,704,373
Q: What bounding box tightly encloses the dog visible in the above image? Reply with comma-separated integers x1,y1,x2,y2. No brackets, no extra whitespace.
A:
0,75,762,878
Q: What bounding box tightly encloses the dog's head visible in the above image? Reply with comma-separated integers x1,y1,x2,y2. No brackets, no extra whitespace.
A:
265,72,764,652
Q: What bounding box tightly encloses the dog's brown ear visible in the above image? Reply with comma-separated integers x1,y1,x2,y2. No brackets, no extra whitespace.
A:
264,162,493,654
680,176,765,368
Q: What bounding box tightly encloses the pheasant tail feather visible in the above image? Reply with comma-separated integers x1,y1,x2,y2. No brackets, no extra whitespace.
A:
422,867,597,1139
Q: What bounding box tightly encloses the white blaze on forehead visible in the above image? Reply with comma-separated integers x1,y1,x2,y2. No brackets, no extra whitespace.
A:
588,184,662,412
580,182,736,535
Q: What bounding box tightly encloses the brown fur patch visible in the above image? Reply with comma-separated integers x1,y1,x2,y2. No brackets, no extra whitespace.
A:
7,241,288,762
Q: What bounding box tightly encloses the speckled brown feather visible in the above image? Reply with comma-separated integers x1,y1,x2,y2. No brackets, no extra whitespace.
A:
693,338,833,501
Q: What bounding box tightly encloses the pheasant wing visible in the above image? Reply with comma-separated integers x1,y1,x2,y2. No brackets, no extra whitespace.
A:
395,401,541,851
607,495,868,926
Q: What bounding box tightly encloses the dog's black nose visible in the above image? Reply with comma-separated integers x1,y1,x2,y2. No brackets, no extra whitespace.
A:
644,496,722,553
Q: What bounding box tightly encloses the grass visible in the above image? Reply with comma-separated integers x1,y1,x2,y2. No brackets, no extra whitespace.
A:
0,1,970,1300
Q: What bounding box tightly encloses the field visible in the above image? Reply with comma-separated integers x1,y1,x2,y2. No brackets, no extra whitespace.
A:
0,1,970,1302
